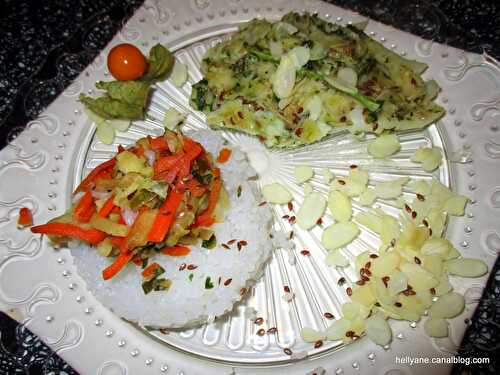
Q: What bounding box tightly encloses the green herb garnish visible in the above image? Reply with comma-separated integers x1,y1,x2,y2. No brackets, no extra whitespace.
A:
202,234,217,249
205,276,214,289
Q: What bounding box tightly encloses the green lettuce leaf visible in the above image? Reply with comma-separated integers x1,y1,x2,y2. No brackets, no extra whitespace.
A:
141,44,175,82
79,80,150,120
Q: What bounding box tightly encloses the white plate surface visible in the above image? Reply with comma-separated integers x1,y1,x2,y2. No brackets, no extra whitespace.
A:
1,1,500,374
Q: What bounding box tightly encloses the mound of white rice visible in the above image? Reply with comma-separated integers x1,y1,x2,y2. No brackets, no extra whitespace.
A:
72,130,275,328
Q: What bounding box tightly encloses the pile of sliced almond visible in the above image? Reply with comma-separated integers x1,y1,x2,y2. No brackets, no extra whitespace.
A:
261,150,488,347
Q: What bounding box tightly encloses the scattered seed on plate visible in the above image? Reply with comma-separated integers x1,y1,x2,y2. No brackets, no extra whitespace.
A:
254,317,264,325
314,340,323,348
346,287,353,296
414,256,421,265
267,327,278,334
300,249,310,256
179,263,187,271
288,202,294,211
224,278,232,286
284,285,291,293
324,312,334,319
370,254,379,259
221,244,230,250
338,277,346,286
256,328,266,336
187,264,197,270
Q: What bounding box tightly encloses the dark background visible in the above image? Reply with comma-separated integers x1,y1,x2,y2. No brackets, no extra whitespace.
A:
0,0,498,374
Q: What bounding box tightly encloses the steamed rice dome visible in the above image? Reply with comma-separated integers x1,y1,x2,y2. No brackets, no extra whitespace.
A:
73,130,274,327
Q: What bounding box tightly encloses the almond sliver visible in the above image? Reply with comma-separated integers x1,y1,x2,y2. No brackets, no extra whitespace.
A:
365,315,392,346
300,327,326,343
294,165,314,183
328,190,352,222
429,292,465,319
322,221,360,250
368,134,401,158
297,192,326,229
446,258,488,278
443,195,468,216
262,183,293,204
325,250,349,267
325,318,351,341
424,318,449,338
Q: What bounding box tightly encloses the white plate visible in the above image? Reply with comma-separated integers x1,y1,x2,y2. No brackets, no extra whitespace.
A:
1,0,499,374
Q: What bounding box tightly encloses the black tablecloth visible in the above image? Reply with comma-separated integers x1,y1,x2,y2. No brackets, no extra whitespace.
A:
0,1,498,374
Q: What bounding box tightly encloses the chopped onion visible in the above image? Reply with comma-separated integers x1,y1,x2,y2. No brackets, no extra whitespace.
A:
122,207,138,226
144,149,156,166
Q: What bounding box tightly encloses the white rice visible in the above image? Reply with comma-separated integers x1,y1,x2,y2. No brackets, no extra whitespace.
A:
72,130,275,328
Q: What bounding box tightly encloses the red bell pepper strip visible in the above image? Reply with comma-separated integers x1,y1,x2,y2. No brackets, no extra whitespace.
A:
194,168,221,227
111,236,124,247
141,262,161,278
161,245,191,256
73,191,96,223
149,136,169,152
31,223,106,245
98,195,116,218
154,153,184,180
102,252,134,280
147,190,184,243
217,148,232,163
178,139,203,179
74,158,116,194
18,207,33,227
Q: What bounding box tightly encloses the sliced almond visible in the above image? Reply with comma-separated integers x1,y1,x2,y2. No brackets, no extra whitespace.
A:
365,315,392,346
325,318,351,341
297,192,326,229
96,122,115,145
371,251,401,277
429,292,465,319
411,147,434,163
421,148,442,172
443,195,468,216
446,258,488,278
288,46,310,69
421,254,444,277
400,262,438,292
325,250,350,267
303,183,313,195
420,238,451,258
305,95,322,121
328,190,352,222
374,177,408,199
163,107,186,130
380,214,400,244
300,327,326,343
355,211,382,233
424,318,449,338
262,183,293,204
323,168,334,183
435,274,453,296
272,55,296,99
351,284,376,307
368,134,401,158
322,221,360,250
170,60,188,87
359,188,376,206
387,270,408,296
294,165,314,183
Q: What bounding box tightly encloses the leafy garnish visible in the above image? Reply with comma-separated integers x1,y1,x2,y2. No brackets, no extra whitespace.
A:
205,276,214,289
80,44,174,121
202,234,217,249
141,44,175,83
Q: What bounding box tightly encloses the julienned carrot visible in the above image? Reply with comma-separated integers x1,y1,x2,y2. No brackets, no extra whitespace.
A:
147,190,184,243
154,153,184,179
73,191,96,223
183,178,206,197
18,207,33,227
161,245,190,256
74,158,116,193
98,195,116,218
141,262,161,278
194,168,221,227
217,148,232,163
31,223,106,245
111,236,124,247
149,136,169,151
178,139,203,178
102,252,134,280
